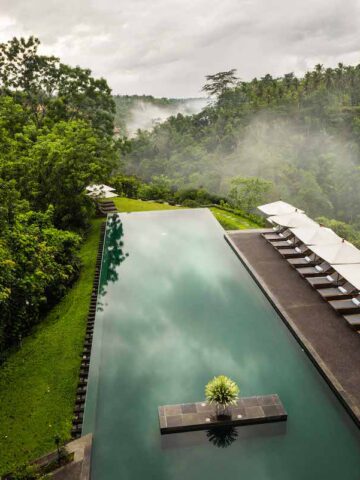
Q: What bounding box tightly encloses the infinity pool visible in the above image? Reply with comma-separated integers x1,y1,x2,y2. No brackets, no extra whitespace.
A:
83,209,360,479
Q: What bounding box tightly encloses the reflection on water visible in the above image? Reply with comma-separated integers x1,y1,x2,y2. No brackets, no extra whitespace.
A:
160,422,287,450
206,426,238,448
98,214,128,308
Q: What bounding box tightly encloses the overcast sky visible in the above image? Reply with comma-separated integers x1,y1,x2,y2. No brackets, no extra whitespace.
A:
0,0,359,97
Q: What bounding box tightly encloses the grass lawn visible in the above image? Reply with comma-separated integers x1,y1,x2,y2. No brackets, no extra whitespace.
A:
111,198,260,230
0,219,103,475
112,197,181,212
210,207,260,230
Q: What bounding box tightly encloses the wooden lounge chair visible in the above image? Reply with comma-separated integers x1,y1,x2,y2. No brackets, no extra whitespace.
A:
287,252,318,266
281,244,310,259
306,274,341,290
329,296,360,314
343,314,360,330
317,282,357,301
297,262,333,278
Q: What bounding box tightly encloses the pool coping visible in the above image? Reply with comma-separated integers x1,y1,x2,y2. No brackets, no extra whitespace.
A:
224,232,360,428
71,222,106,439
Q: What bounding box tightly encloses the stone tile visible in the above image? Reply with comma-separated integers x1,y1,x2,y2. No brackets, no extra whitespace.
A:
166,415,183,428
159,416,167,429
164,405,182,416
181,403,197,414
259,395,276,406
245,406,265,418
196,402,214,413
182,413,200,425
242,396,259,407
263,405,282,418
158,406,165,416
230,406,246,419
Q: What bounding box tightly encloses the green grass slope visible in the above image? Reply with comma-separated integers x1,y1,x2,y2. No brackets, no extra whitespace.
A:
0,219,103,474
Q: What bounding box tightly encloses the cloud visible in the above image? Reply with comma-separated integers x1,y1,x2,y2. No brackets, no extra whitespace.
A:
0,0,359,97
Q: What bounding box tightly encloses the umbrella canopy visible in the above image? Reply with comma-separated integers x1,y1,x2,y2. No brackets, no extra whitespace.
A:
87,190,118,199
258,200,304,216
86,184,116,193
290,225,342,246
268,212,316,228
331,264,360,290
309,240,360,265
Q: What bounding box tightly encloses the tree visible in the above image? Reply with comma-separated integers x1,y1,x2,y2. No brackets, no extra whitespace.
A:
229,177,272,213
27,120,117,230
202,69,238,97
0,36,115,136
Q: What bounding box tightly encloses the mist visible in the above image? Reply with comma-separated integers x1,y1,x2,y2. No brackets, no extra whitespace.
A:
214,113,360,221
126,98,208,137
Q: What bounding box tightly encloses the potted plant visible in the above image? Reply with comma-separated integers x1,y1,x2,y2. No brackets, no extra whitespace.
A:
205,375,239,418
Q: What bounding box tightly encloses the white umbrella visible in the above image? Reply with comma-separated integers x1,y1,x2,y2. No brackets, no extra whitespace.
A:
331,264,360,290
268,212,316,229
258,200,304,216
86,184,116,193
86,190,118,199
309,240,360,265
290,225,342,246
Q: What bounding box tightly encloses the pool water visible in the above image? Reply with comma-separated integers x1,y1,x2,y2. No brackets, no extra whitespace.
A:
83,209,360,479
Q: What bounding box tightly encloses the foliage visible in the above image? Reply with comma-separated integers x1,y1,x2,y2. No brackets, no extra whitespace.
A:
202,69,238,97
0,36,115,136
0,219,102,475
122,62,360,234
316,216,360,248
229,176,273,213
205,375,239,408
0,36,118,349
210,207,261,230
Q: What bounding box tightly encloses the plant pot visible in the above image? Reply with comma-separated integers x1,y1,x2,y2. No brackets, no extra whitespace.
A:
216,404,231,419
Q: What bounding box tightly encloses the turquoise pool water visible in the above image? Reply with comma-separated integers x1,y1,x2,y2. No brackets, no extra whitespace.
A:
83,209,360,479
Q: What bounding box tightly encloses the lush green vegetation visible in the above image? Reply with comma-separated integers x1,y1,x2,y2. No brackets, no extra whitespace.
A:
112,197,180,212
0,36,118,351
121,64,360,242
0,219,102,475
210,207,260,230
205,375,240,409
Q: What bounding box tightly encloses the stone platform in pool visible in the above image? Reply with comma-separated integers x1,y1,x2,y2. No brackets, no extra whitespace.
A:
226,230,360,427
159,395,287,434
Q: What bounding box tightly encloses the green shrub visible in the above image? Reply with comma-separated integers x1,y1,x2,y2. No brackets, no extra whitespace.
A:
205,375,239,408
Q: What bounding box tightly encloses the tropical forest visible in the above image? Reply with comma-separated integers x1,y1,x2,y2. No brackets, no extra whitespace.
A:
1,34,360,476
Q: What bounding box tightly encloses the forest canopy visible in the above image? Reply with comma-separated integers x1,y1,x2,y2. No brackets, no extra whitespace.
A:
0,37,117,352
122,64,360,229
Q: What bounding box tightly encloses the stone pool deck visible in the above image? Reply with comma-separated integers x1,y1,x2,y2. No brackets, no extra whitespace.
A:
159,395,287,434
226,230,360,427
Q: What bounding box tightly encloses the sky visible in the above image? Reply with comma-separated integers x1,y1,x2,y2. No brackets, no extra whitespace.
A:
0,0,360,98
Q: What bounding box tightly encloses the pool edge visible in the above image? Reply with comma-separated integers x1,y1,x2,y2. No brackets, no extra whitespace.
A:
224,232,360,429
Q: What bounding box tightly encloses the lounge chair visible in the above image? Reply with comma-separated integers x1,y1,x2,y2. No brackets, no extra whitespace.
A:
271,237,301,250
306,274,341,289
329,296,360,314
343,314,360,330
317,282,357,301
265,231,293,244
261,226,287,241
297,262,333,278
287,252,318,266
281,244,310,259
